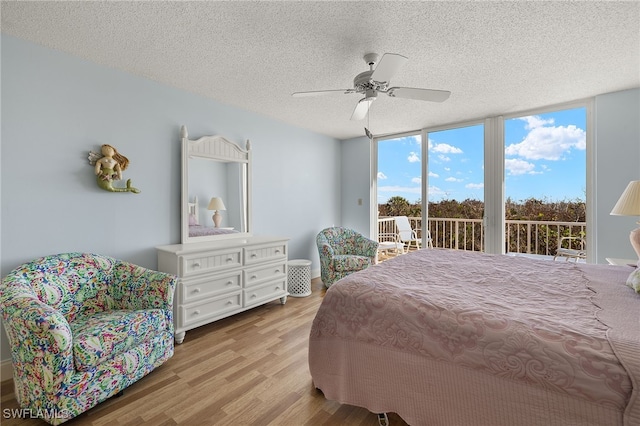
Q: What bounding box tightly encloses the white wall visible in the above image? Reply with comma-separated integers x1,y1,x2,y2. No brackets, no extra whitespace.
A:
0,35,341,364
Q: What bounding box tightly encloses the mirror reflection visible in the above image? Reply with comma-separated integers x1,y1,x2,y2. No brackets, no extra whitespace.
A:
181,126,251,244
187,158,246,236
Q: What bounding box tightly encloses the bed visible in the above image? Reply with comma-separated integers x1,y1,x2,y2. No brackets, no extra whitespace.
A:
187,196,239,237
308,248,640,426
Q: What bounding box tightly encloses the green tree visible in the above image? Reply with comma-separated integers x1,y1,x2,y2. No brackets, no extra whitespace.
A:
385,196,412,216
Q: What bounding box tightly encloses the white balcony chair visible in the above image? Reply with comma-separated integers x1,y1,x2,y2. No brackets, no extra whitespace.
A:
395,216,433,252
553,236,586,262
377,232,405,259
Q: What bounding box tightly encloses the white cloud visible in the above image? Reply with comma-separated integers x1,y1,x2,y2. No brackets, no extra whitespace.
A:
378,185,421,195
408,152,420,163
465,183,484,189
409,136,421,146
428,185,447,197
377,171,387,180
445,177,463,182
505,158,537,175
428,138,463,154
428,171,439,178
506,116,585,161
519,115,554,130
444,167,451,172
411,177,421,184
438,154,451,162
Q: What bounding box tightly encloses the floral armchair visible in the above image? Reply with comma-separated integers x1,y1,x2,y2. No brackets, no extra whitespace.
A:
316,227,379,288
0,253,176,424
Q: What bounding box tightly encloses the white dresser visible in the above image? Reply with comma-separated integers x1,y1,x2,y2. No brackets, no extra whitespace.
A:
157,236,289,343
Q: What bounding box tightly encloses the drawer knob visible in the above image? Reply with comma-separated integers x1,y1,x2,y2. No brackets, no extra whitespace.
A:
275,269,280,273
251,275,257,280
251,294,257,299
275,249,281,253
251,253,257,258
226,300,233,305
193,262,201,268
226,281,234,285
275,286,281,290
226,257,233,262
193,288,201,293
193,310,200,316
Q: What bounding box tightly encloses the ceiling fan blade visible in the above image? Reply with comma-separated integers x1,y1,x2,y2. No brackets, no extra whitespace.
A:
387,87,451,103
351,98,372,121
292,89,353,97
371,53,408,83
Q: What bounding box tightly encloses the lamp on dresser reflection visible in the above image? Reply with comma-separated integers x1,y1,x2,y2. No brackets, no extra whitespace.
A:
610,180,640,262
208,197,226,228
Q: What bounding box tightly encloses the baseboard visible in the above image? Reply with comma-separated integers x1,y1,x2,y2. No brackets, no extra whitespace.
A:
311,268,320,280
1,359,13,383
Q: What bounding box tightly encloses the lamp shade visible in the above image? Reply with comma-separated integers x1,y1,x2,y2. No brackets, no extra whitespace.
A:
207,197,226,211
610,181,640,216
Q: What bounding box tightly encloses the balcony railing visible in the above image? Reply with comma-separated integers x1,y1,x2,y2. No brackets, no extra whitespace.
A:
378,216,586,256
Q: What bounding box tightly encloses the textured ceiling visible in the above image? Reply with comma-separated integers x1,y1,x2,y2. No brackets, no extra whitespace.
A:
2,1,639,140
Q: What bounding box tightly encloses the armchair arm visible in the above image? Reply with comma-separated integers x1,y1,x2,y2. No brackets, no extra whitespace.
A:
110,262,176,311
1,295,73,394
355,234,379,258
318,242,335,260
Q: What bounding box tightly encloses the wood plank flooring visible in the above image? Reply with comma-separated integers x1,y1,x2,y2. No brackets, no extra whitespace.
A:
0,278,409,426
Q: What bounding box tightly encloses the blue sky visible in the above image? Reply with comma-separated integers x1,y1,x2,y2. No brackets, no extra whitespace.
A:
377,107,587,204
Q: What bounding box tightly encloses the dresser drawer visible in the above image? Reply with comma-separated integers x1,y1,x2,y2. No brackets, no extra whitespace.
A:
180,272,242,304
244,242,287,265
244,261,287,288
180,248,242,277
243,278,287,308
180,291,242,327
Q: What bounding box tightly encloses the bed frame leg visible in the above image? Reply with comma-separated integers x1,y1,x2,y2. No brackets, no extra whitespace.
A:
377,413,389,426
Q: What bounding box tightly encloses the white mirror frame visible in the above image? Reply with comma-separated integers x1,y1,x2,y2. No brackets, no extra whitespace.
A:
180,125,252,244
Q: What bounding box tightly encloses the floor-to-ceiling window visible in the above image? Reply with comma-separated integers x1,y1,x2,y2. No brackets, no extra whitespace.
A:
373,105,589,258
504,106,587,258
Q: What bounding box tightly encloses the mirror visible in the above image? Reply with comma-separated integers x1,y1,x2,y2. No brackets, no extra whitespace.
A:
180,125,252,244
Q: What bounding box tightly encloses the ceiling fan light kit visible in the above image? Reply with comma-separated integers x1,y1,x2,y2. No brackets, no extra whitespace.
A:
292,52,451,121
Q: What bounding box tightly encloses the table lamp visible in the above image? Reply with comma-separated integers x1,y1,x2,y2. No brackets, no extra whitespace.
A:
208,197,226,228
610,180,640,262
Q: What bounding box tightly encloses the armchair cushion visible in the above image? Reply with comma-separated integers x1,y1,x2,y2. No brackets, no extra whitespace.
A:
332,255,372,272
71,308,169,371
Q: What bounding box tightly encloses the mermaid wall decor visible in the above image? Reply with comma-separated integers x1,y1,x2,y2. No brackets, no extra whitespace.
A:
88,144,141,194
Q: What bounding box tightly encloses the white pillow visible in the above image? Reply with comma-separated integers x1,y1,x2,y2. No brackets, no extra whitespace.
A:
626,267,640,293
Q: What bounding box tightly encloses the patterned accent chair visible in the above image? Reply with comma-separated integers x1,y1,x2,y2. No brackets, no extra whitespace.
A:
316,227,379,288
0,253,176,425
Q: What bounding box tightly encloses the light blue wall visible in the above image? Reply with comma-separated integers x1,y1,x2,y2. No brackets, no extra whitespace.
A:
340,135,372,235
1,35,341,363
594,88,640,263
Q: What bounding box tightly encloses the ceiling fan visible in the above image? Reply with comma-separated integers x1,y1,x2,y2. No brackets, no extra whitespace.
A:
292,53,451,121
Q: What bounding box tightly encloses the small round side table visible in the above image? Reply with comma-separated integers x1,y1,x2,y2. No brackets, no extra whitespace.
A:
288,259,312,297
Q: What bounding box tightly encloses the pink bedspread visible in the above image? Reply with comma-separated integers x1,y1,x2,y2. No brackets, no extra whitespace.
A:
188,225,238,237
309,249,639,425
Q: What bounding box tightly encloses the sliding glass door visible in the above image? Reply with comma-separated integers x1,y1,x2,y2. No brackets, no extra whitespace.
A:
425,124,485,251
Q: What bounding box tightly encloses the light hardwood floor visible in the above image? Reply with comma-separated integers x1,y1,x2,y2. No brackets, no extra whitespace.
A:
0,278,409,426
